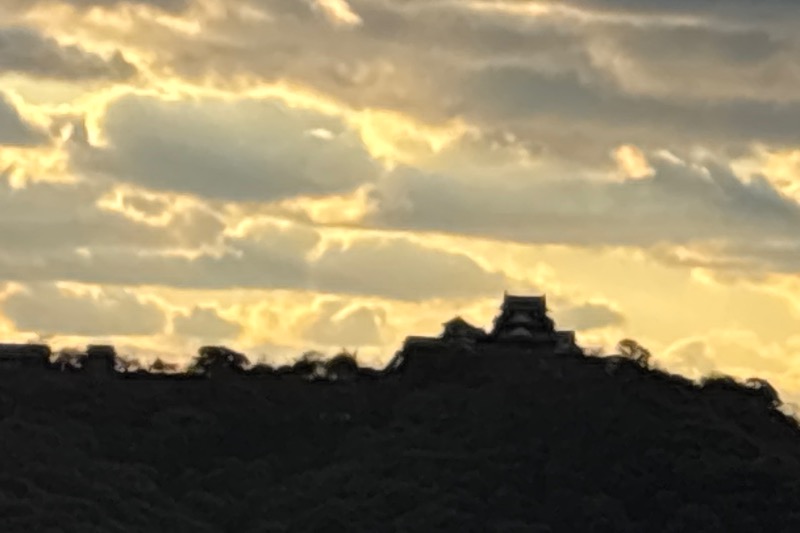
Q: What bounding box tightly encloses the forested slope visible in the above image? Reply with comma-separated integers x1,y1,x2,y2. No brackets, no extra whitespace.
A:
0,347,798,532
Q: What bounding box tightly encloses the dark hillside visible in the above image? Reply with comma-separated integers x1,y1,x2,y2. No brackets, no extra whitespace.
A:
1,343,799,532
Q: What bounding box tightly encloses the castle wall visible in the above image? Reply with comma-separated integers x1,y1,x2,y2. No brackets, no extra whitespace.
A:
0,344,52,370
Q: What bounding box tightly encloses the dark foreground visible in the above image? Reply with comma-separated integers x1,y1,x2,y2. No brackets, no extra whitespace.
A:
1,349,799,532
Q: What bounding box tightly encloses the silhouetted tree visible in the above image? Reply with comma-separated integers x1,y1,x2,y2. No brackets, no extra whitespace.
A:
325,352,359,381
189,347,249,374
115,356,138,373
617,339,651,368
149,358,178,374
51,348,84,371
287,352,324,380
745,378,782,408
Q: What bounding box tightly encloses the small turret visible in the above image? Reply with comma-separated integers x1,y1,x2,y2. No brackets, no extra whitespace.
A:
554,331,580,355
83,345,117,377
441,317,488,343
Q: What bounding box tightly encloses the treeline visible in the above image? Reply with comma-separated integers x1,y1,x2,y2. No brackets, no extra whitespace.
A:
12,344,388,381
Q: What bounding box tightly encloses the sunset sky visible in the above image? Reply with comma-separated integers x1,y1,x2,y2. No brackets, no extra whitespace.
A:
1,0,800,402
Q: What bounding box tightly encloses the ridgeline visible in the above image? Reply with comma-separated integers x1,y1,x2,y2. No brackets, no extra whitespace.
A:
1,294,799,532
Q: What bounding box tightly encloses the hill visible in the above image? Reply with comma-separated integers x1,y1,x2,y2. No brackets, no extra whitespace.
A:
1,293,799,532
1,344,799,532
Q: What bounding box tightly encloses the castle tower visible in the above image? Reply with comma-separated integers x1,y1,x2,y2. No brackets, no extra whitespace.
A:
490,293,556,343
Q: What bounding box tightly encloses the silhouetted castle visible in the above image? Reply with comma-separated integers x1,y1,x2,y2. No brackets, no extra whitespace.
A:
396,293,580,380
404,293,578,353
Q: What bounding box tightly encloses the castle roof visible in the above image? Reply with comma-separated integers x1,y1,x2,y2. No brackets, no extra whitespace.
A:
443,316,481,329
441,316,488,341
501,293,547,311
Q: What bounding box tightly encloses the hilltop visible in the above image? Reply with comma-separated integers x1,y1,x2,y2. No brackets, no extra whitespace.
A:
1,294,799,532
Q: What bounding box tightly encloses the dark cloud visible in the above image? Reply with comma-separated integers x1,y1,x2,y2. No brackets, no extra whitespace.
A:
581,22,800,105
556,303,625,331
0,26,137,81
366,155,800,248
0,228,513,301
649,240,800,279
71,94,380,202
1,283,166,336
0,219,318,289
0,245,311,290
460,65,800,157
173,307,241,340
0,92,47,146
0,179,225,252
9,0,191,13
310,238,512,300
350,0,585,68
71,0,190,9
610,24,780,68
147,0,800,161
121,194,170,217
152,0,589,125
0,181,512,300
559,0,800,23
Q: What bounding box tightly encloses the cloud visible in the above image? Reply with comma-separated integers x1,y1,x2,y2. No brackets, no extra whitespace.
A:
0,210,513,301
649,237,800,283
71,94,381,202
310,237,512,300
556,302,625,331
73,0,190,9
302,300,385,347
0,179,225,253
662,330,794,382
136,0,588,127
173,306,241,340
583,22,800,105
459,65,800,160
118,191,171,217
0,26,137,81
559,0,800,24
1,283,166,336
8,0,191,13
613,145,653,180
366,154,800,248
8,0,796,167
0,93,47,146
0,183,321,291
0,230,316,290
116,0,800,163
660,339,719,381
313,0,362,27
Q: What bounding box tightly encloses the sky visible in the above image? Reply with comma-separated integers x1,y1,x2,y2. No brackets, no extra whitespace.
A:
1,0,800,403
